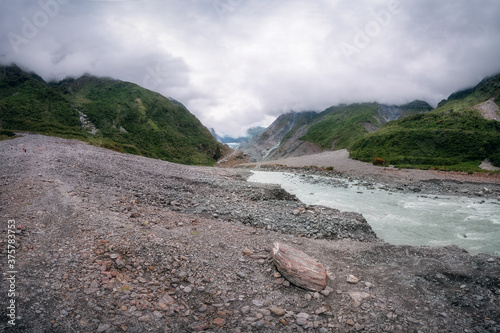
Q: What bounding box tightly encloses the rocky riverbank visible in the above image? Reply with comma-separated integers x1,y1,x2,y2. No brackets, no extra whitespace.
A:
243,164,500,201
1,134,499,332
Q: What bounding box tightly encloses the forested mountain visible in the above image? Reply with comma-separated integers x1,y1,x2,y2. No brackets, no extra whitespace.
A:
0,64,225,165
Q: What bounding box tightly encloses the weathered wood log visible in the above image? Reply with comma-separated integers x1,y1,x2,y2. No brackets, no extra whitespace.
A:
272,242,327,291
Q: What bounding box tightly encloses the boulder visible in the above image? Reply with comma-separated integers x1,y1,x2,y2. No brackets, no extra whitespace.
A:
272,242,327,291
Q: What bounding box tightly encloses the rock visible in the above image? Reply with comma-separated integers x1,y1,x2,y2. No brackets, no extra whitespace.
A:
348,291,370,307
252,299,264,307
97,323,111,332
115,259,125,269
315,306,328,314
297,312,310,320
213,317,225,327
296,312,310,326
296,317,308,326
347,274,359,284
161,294,175,305
242,248,254,256
269,307,286,317
321,286,334,296
138,315,151,322
272,242,327,291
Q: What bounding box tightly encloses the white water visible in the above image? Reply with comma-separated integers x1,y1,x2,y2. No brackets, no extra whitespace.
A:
248,171,500,256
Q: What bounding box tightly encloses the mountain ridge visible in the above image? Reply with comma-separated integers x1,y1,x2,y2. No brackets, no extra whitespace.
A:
241,101,432,162
0,64,225,165
351,73,500,170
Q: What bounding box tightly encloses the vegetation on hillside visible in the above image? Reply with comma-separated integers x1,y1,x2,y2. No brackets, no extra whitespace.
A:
0,64,224,165
350,74,500,171
300,101,431,150
301,103,381,149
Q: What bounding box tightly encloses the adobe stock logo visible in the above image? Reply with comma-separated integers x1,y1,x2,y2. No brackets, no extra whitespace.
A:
212,0,242,20
339,0,402,62
143,62,170,89
8,0,70,54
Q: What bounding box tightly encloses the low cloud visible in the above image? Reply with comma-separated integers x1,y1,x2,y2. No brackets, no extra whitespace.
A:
1,0,500,136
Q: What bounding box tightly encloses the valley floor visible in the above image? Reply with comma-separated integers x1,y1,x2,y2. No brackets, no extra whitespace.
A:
246,149,500,186
1,134,499,332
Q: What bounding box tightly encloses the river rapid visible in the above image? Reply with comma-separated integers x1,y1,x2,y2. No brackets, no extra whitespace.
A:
248,171,500,256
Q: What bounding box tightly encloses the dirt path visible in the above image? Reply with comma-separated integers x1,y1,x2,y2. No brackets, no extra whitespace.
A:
1,134,499,332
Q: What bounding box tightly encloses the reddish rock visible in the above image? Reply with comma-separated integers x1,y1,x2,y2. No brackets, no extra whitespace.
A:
272,242,327,292
213,317,225,327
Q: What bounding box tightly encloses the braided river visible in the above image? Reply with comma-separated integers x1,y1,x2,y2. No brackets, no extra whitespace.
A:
249,171,500,256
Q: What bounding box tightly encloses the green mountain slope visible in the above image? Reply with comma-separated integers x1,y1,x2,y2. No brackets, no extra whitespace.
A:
0,65,83,137
350,74,500,170
0,64,224,165
301,101,432,150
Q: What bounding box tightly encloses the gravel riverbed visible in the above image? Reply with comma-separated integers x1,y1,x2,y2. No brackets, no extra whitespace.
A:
1,134,499,332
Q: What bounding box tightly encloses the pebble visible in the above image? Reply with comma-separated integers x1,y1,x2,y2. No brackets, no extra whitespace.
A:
97,323,111,332
315,306,328,314
138,315,151,322
243,248,254,255
347,274,359,284
213,317,225,327
320,286,333,296
252,299,264,307
269,307,286,316
297,312,310,320
296,317,308,326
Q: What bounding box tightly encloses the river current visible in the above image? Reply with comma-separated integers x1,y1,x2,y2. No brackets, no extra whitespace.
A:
248,171,500,256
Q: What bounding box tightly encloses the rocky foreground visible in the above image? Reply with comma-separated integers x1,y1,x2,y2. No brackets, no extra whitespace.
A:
1,134,499,332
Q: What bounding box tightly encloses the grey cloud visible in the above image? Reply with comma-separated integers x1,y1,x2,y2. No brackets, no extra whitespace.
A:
1,0,500,137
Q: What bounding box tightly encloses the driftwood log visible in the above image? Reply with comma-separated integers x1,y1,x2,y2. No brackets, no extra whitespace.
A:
272,242,327,291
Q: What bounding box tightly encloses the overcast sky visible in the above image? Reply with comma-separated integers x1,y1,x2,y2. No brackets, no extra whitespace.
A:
1,0,500,136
